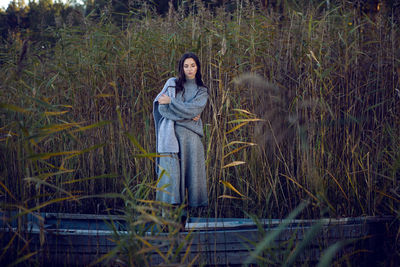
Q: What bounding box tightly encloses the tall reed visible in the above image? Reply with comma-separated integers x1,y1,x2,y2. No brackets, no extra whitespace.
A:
0,0,398,220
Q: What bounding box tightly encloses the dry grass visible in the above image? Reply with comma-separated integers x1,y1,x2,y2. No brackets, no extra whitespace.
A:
0,0,399,220
1,1,399,266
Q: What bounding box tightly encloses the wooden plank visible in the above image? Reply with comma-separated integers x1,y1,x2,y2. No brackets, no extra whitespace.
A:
0,213,394,266
185,216,393,230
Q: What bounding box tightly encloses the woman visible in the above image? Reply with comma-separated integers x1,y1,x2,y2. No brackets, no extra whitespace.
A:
153,52,208,221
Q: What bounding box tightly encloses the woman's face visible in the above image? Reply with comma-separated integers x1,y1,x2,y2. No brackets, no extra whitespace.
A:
183,58,197,80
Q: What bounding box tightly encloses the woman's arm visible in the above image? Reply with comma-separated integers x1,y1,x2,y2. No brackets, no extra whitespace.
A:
157,88,207,121
158,94,171,104
158,104,185,121
168,89,208,119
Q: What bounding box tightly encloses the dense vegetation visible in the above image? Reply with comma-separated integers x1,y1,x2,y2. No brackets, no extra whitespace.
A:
1,0,399,266
1,0,399,220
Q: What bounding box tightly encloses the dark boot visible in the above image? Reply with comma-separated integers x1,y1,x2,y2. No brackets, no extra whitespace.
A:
180,208,188,231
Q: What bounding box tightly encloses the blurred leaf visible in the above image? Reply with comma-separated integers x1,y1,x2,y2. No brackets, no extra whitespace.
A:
8,251,38,267
78,193,124,201
116,106,124,129
0,103,29,113
38,122,80,135
283,220,324,266
27,96,59,110
125,132,148,154
69,120,112,133
0,181,17,201
65,143,106,160
317,240,353,267
136,235,168,262
0,232,17,259
95,93,114,98
87,247,119,267
28,150,80,160
25,175,77,198
17,197,76,215
244,201,308,265
45,73,59,89
63,174,119,185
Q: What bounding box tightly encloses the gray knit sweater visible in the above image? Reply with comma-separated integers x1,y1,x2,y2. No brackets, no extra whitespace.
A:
153,78,179,153
159,78,208,136
153,78,208,152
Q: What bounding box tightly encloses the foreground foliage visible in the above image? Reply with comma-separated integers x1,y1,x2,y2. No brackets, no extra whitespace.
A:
1,1,399,266
0,0,399,249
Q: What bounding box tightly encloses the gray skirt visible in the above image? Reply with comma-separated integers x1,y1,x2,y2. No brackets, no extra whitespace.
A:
156,125,208,207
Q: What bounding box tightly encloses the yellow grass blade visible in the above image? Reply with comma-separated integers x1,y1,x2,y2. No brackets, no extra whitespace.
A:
59,105,73,108
228,118,264,124
226,121,249,134
0,181,17,201
224,141,257,148
109,81,117,88
220,180,245,198
181,237,193,263
218,194,242,199
125,132,149,155
187,254,200,267
222,161,246,168
0,103,29,113
63,174,118,184
29,150,80,160
25,176,78,199
136,236,168,262
70,120,112,133
65,143,105,160
281,174,319,202
223,144,256,159
0,232,17,259
375,190,399,202
8,251,38,267
232,108,256,116
131,153,163,158
44,110,69,116
326,170,349,202
116,106,124,129
22,196,76,214
95,94,114,98
40,122,80,134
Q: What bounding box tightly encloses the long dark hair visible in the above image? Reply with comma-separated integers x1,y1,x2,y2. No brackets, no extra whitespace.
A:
175,52,208,94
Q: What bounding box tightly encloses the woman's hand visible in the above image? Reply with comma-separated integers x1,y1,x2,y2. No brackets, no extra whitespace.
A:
158,94,171,104
192,114,201,121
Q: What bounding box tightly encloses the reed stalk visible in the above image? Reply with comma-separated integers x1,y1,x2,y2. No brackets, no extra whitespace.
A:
0,0,398,230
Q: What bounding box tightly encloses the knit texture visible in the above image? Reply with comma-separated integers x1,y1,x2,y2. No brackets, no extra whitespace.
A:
153,78,179,153
159,78,208,136
154,78,208,207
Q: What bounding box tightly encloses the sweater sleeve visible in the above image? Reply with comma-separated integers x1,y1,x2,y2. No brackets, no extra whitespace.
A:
158,104,185,121
168,88,208,119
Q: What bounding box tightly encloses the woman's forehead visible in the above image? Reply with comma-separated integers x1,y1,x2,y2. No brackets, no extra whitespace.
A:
184,58,196,65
